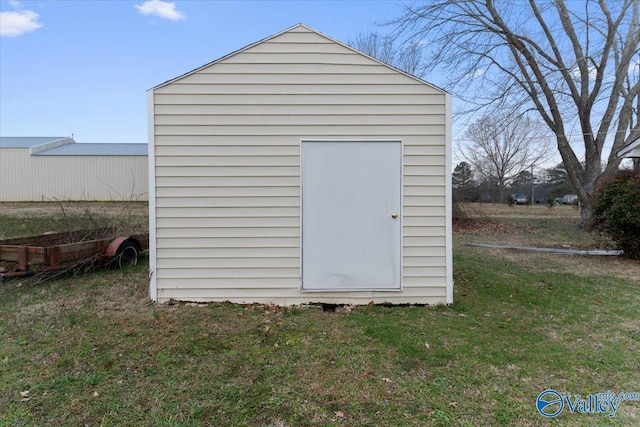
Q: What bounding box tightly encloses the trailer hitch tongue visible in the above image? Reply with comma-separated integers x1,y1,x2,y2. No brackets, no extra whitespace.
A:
0,269,36,282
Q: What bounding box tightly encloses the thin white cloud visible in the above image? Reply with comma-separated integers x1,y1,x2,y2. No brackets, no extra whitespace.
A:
0,10,43,37
462,69,485,80
570,65,598,81
135,0,185,21
8,0,22,7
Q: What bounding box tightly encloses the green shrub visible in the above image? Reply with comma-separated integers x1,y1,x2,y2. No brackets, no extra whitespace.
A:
592,170,640,258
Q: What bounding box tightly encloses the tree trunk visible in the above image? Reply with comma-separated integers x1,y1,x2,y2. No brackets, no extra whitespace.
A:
557,128,605,228
579,200,593,230
578,175,597,229
575,172,597,229
498,183,505,204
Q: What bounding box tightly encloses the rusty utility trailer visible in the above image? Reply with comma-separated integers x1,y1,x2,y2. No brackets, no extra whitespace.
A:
0,227,149,281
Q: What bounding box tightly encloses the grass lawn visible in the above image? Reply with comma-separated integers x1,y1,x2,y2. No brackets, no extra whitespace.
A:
1,202,639,426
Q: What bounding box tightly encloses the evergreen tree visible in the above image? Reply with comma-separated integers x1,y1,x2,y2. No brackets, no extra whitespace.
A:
452,162,475,189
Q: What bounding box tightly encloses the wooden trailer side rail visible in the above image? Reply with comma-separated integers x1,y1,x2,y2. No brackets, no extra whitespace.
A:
0,227,116,247
0,228,149,280
0,239,113,268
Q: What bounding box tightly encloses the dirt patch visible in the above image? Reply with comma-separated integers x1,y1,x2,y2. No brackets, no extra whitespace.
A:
472,247,640,282
453,218,507,233
459,202,581,219
454,204,639,282
0,201,149,240
0,201,148,217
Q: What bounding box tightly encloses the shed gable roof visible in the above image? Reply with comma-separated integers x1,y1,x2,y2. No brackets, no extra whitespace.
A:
0,137,147,156
0,136,69,149
152,23,446,94
34,143,148,156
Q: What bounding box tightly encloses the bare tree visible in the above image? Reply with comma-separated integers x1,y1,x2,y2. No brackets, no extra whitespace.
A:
392,0,640,226
463,114,550,203
348,32,426,77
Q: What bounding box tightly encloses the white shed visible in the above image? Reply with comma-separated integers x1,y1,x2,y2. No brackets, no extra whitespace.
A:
148,24,452,305
0,137,148,201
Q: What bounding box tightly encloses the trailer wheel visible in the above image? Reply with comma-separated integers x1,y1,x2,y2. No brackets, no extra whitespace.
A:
113,241,138,269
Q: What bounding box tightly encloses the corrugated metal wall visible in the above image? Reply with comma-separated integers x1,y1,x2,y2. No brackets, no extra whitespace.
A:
151,25,450,305
0,149,148,201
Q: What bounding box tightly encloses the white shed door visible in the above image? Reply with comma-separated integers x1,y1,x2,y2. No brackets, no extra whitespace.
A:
301,141,401,291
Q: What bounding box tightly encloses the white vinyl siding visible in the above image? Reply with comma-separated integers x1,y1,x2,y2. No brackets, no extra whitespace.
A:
0,149,148,201
151,25,450,305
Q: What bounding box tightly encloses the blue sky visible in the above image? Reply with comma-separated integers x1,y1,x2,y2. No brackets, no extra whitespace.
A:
1,0,414,144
